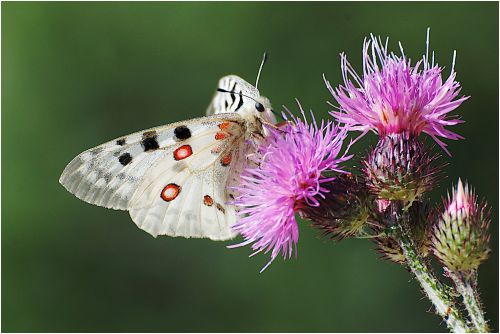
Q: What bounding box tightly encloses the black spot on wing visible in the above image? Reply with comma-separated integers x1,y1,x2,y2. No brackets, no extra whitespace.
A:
141,131,159,151
174,125,191,141
142,137,159,151
230,82,236,105
118,153,132,166
235,92,244,111
116,138,126,146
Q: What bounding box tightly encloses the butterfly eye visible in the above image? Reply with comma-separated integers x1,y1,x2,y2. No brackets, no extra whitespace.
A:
255,102,265,112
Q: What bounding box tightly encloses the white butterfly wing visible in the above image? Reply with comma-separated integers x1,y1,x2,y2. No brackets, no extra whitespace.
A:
60,114,244,240
60,134,165,210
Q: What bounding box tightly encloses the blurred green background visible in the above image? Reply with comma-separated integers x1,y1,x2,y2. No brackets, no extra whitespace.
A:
2,2,498,332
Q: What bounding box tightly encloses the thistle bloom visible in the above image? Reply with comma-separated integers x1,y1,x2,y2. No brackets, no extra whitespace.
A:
326,29,468,154
229,105,351,271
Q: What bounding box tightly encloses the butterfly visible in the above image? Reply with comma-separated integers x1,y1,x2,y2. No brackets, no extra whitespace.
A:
59,54,276,241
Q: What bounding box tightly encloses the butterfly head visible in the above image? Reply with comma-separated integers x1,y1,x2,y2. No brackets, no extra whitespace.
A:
251,94,276,125
210,75,277,124
207,53,278,125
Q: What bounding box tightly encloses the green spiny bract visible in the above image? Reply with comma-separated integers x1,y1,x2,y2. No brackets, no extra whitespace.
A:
374,201,433,264
363,134,440,206
301,173,375,240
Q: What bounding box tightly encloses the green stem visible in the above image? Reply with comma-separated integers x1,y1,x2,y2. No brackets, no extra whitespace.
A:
448,271,489,333
391,207,469,333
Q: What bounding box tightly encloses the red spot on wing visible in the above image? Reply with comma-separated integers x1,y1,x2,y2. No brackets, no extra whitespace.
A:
203,195,214,206
215,132,228,140
221,153,232,166
161,183,181,202
173,145,193,160
219,122,231,130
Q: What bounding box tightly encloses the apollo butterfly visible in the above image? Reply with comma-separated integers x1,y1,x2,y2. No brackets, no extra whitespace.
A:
59,54,277,240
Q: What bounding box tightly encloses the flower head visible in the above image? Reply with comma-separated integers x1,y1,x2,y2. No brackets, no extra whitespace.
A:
431,179,491,272
229,104,351,271
326,29,468,154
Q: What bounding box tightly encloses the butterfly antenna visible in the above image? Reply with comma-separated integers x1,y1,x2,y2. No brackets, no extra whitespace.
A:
255,52,268,90
217,88,259,103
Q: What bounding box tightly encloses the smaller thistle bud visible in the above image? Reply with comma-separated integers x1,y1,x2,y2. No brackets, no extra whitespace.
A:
431,179,491,273
300,173,374,240
373,201,433,263
363,134,440,205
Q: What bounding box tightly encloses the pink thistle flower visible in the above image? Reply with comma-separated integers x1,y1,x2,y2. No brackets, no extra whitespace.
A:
446,178,479,219
325,29,469,154
229,103,351,272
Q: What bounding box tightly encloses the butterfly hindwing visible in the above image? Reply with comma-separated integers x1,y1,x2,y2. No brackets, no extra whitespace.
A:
126,119,244,240
129,158,238,240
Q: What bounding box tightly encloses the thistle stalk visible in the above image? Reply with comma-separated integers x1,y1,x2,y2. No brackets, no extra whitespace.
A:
399,230,469,332
448,270,489,333
389,205,469,333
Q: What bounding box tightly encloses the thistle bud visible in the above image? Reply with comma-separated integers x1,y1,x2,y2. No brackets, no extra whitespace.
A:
363,134,440,205
431,179,491,273
300,173,374,240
